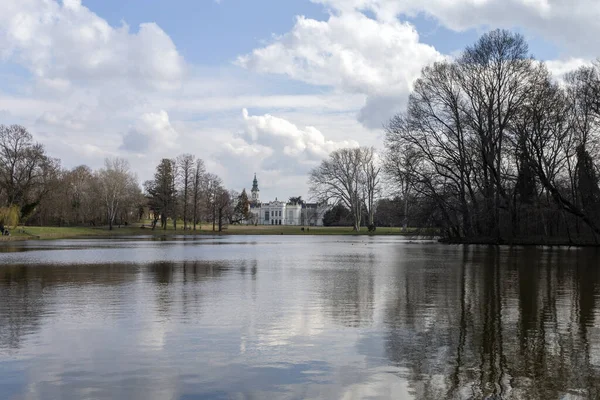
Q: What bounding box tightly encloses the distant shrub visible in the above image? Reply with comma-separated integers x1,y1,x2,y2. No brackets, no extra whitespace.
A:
0,206,20,228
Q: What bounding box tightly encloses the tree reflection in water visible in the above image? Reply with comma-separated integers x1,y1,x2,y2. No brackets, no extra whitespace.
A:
0,260,254,351
384,247,600,399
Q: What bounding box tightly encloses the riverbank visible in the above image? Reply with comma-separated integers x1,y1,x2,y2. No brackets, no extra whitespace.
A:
0,225,429,241
439,236,600,247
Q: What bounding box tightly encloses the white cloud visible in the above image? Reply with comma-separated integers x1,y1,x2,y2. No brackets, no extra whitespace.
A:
237,12,442,128
238,0,600,130
121,110,179,153
311,0,600,57
546,58,591,80
238,108,358,164
0,0,185,90
36,111,85,131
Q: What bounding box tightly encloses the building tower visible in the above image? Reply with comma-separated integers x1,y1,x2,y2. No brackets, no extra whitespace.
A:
251,173,260,204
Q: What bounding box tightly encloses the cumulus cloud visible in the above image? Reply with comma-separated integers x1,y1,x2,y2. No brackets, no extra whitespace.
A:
121,110,179,153
222,109,359,176
237,12,442,128
242,108,358,162
311,0,600,57
0,0,185,90
239,0,600,129
546,58,592,81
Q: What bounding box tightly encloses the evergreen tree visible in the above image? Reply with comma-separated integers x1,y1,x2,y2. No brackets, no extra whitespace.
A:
576,145,600,222
232,189,250,224
144,159,176,230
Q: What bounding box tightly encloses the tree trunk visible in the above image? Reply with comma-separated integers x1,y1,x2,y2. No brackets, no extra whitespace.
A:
403,193,409,232
218,207,223,232
183,184,188,231
212,207,216,232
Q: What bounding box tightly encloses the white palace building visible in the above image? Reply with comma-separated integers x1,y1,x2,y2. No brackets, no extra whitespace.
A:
247,174,328,226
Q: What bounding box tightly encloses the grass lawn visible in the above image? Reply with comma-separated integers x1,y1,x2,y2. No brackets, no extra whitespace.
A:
221,225,421,235
0,223,431,241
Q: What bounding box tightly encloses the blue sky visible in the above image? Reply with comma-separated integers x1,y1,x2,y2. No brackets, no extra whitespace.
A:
83,0,327,65
81,0,561,65
0,0,596,199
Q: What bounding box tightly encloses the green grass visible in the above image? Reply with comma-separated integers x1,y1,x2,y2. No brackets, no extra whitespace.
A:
220,225,424,235
4,226,122,240
0,223,432,241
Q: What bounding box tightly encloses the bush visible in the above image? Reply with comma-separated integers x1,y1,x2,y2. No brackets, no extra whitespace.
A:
0,205,20,228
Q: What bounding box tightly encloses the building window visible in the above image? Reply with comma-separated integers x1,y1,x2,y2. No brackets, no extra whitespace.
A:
265,211,269,221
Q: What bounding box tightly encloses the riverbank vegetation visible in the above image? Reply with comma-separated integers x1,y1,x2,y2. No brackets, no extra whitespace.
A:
383,30,600,245
0,224,431,241
0,124,244,233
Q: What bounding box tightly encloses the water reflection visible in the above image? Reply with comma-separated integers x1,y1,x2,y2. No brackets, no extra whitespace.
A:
1,238,600,399
384,247,600,399
313,253,376,328
0,263,138,350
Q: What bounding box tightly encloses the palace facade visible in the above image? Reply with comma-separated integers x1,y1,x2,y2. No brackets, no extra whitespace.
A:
247,174,328,226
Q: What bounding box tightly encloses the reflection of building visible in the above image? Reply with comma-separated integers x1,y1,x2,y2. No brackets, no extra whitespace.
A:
247,175,328,226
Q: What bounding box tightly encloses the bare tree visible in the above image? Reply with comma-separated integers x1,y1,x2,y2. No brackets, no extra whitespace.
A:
97,158,135,230
177,154,195,230
309,147,381,231
171,160,179,230
68,165,95,225
0,125,57,220
362,147,381,231
215,187,231,232
383,29,600,244
204,173,223,232
383,132,421,231
192,158,206,230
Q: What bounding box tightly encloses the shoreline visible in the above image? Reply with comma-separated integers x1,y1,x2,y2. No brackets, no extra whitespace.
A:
1,227,596,247
0,225,432,242
440,237,600,248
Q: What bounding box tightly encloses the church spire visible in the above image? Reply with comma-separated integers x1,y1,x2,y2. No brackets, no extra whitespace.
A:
251,173,260,203
252,173,259,192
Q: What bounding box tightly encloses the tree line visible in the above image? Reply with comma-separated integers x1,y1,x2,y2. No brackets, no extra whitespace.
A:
0,125,250,231
308,29,600,242
143,156,250,232
383,29,600,244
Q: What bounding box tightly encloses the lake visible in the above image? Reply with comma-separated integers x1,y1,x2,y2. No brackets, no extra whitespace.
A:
1,236,600,399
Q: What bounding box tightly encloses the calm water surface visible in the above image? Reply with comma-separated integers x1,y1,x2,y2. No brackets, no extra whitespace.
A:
1,236,600,399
